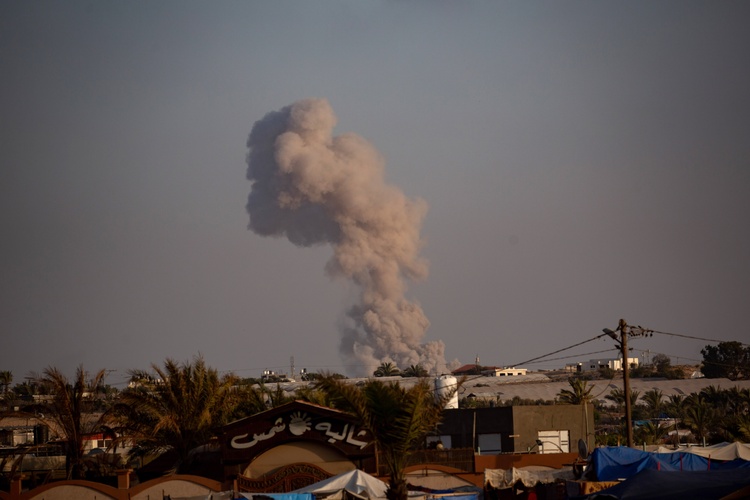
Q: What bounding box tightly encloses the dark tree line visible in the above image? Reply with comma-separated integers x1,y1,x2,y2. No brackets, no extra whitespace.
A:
701,341,749,380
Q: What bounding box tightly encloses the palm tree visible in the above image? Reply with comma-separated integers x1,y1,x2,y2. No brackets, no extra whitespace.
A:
314,375,455,500
725,386,749,417
0,371,12,395
683,398,714,444
557,377,593,405
664,394,685,419
110,356,238,473
30,365,108,479
641,389,664,418
736,415,750,442
402,364,429,378
605,388,640,408
373,362,400,377
635,420,668,445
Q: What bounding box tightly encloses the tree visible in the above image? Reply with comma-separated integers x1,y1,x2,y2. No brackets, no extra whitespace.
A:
373,362,400,377
605,388,640,408
635,421,668,445
557,377,593,405
641,389,664,418
314,375,456,500
30,365,108,479
701,341,750,380
664,394,685,419
0,371,12,395
683,397,715,443
652,354,671,374
402,364,428,378
110,356,238,473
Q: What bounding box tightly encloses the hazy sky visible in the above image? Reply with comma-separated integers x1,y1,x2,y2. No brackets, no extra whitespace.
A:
2,1,749,385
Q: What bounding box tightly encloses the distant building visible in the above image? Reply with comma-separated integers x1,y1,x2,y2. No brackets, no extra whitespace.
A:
581,357,639,372
451,364,528,377
431,404,593,455
482,367,528,377
451,364,486,376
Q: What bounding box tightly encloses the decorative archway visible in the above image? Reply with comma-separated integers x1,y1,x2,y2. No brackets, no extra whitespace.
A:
236,462,333,493
246,441,357,478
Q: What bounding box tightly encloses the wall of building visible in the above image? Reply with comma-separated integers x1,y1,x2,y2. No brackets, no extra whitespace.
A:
437,407,515,453
0,474,227,500
511,405,593,454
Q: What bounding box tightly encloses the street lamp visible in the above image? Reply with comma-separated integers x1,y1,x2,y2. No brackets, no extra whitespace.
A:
603,319,652,448
534,439,565,454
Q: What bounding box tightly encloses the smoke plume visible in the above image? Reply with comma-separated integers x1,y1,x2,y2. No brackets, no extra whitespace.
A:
245,99,446,376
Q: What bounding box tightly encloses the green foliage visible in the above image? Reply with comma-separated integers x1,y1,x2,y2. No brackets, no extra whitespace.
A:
0,371,12,395
314,375,456,500
29,365,109,479
598,366,615,380
701,341,750,380
640,389,664,418
605,387,640,408
109,356,237,473
373,362,401,377
402,364,429,378
635,420,669,445
557,377,593,405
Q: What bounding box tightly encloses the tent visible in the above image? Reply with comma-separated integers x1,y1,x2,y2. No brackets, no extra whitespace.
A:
485,466,575,489
238,470,387,500
291,469,389,499
654,441,750,461
591,444,750,481
583,468,750,499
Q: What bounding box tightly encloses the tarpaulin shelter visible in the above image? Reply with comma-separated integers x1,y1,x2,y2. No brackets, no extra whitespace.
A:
290,469,389,500
591,444,750,482
484,466,575,489
583,468,750,499
654,441,750,461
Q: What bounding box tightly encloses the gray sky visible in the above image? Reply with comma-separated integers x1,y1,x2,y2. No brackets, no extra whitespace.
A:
2,1,749,385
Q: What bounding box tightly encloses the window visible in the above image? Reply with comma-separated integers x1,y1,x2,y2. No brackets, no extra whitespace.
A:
426,435,451,449
537,430,569,454
477,434,502,454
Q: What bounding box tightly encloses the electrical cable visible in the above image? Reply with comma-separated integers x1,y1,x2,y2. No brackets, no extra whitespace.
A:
651,330,749,346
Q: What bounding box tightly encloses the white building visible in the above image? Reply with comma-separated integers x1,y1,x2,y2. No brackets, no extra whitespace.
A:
482,367,528,377
581,357,639,372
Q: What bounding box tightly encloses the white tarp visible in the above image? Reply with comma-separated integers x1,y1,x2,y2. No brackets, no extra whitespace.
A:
654,441,750,461
484,466,575,489
291,469,389,499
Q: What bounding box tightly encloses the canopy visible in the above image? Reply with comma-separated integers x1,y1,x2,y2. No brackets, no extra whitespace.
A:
585,468,750,500
592,444,750,482
654,441,750,461
484,466,575,489
290,469,389,499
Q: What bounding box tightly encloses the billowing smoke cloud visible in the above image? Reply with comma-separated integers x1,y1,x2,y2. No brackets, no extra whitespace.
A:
245,98,446,376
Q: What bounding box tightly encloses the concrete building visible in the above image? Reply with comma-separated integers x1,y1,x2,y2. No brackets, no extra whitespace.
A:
482,367,528,377
581,357,639,372
430,405,593,456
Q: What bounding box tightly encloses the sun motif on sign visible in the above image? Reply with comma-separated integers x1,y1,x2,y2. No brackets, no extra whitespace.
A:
288,412,312,436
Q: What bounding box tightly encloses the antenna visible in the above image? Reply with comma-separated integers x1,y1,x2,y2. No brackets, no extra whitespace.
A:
290,356,295,378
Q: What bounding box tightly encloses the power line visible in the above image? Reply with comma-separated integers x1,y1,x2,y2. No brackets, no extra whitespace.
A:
523,348,619,366
510,332,610,367
651,330,750,346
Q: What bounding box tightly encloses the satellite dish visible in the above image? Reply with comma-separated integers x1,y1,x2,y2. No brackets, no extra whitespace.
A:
578,438,589,459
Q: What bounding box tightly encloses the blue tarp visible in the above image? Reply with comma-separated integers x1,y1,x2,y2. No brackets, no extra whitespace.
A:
584,468,750,499
239,494,315,500
592,446,750,481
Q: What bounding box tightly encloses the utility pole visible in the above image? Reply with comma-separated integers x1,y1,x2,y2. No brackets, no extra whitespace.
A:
603,318,652,448
619,319,633,448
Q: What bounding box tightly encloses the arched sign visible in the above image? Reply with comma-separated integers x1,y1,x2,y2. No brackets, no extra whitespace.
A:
220,401,375,467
